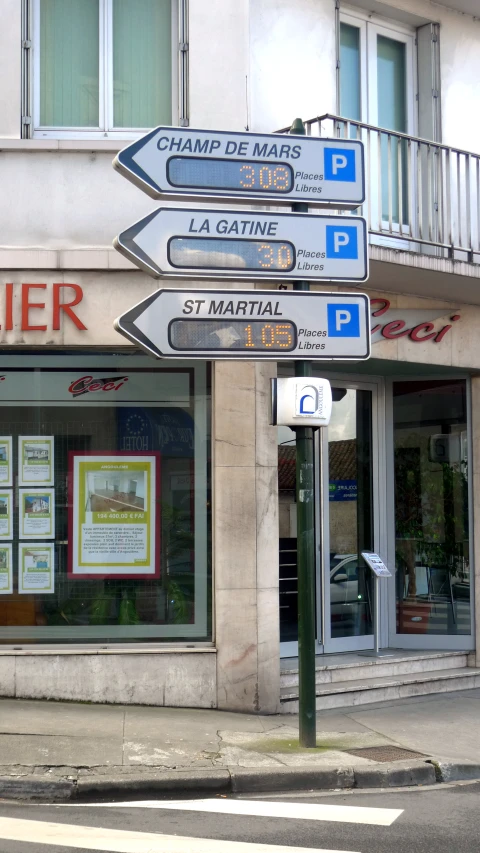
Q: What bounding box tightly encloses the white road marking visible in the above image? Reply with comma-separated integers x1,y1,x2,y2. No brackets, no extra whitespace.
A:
73,797,403,826
0,816,358,853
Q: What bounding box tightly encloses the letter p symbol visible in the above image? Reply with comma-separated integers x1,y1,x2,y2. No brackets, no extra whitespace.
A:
326,225,358,259
327,304,360,337
324,147,356,182
336,310,351,331
332,154,347,175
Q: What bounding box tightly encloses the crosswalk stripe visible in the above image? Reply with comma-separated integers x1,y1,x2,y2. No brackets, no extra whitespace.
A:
75,797,403,826
0,817,358,853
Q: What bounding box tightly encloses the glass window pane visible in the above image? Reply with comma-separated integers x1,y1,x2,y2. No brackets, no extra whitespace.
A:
328,389,373,639
0,357,211,643
340,23,361,122
278,426,298,644
377,35,406,133
393,380,470,637
377,35,408,222
40,0,100,128
113,0,172,128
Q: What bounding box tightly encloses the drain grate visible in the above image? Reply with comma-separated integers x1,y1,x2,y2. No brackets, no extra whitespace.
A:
343,745,427,763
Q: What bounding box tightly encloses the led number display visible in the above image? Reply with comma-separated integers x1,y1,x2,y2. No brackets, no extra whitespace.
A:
168,237,295,272
167,157,293,194
169,319,297,352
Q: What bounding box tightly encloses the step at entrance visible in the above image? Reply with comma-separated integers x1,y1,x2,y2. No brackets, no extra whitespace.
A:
280,651,478,712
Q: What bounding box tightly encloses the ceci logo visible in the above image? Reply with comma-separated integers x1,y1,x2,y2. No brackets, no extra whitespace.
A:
68,375,129,398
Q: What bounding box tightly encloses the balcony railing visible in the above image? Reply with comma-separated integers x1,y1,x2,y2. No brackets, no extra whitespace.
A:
291,114,480,263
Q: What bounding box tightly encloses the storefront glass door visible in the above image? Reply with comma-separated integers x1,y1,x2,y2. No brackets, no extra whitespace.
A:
320,384,377,653
279,379,382,657
389,379,473,649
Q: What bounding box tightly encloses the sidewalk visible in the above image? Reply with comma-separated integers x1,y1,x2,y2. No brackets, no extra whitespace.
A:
0,688,479,801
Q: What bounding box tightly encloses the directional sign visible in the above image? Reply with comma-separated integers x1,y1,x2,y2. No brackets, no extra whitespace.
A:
114,208,368,283
114,290,371,361
113,127,365,208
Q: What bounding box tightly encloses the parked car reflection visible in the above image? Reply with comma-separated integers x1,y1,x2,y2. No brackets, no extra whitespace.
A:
330,553,372,637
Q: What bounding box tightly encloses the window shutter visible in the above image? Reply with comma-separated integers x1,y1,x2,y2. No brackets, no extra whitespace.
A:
416,23,441,142
21,0,32,138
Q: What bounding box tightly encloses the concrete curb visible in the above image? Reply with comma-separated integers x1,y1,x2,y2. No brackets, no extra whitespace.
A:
75,769,231,800
0,759,478,802
0,775,75,801
230,766,355,794
354,760,436,788
427,759,480,784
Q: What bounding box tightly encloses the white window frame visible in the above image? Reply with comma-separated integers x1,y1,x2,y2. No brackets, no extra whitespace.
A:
32,0,179,140
340,8,417,239
340,8,417,135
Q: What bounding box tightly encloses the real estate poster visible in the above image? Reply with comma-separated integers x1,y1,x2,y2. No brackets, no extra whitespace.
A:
19,489,55,539
68,452,160,578
18,543,55,594
0,544,13,594
18,437,54,486
0,438,12,486
0,491,13,539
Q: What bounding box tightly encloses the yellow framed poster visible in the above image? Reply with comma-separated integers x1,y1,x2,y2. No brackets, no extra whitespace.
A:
0,544,13,594
69,452,160,578
0,438,12,486
18,437,54,486
0,491,12,540
18,543,55,594
19,489,55,539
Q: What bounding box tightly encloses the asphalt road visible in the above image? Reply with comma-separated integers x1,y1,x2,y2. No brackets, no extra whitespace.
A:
0,782,479,853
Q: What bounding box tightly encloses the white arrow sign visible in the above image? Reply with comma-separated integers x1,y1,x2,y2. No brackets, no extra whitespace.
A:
114,208,368,283
114,289,371,361
114,127,365,208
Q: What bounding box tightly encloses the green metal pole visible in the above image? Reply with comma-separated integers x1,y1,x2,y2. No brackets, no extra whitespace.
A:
290,118,316,747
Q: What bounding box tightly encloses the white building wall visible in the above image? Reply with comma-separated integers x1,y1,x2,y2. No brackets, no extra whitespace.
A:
0,1,478,252
249,0,337,133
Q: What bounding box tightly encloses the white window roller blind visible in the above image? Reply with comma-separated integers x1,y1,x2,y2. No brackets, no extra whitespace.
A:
37,0,173,132
113,0,172,128
40,0,100,127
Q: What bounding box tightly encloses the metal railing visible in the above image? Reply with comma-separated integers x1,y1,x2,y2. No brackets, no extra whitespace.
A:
292,114,480,263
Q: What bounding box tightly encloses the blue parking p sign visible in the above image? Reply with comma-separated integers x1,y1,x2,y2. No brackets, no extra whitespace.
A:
327,304,360,337
326,225,358,260
324,147,356,182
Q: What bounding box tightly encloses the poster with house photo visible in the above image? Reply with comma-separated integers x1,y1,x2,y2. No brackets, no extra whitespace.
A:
19,489,55,539
68,452,160,578
0,438,12,486
18,437,54,486
0,491,13,539
18,543,55,594
0,544,13,594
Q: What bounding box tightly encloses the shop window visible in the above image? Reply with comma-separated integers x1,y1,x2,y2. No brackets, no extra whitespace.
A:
393,379,470,637
0,355,210,644
31,0,177,138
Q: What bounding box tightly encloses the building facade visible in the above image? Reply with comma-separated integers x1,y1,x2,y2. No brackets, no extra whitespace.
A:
0,0,479,712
